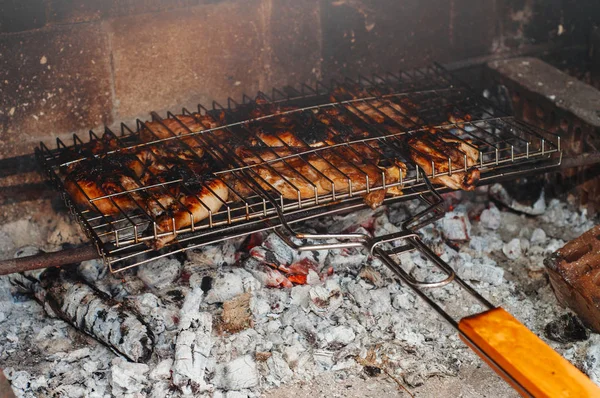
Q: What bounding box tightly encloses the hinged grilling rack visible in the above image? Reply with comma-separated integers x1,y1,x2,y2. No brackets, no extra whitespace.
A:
37,64,561,273
32,64,600,395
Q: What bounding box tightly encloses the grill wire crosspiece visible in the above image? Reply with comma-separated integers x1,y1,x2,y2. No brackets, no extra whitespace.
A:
37,64,560,275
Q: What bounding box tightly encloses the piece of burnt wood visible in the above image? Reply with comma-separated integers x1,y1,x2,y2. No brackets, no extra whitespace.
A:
545,225,600,333
10,266,154,362
486,57,600,214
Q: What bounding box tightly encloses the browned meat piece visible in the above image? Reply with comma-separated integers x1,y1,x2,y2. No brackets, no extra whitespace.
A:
138,113,228,157
64,153,147,215
151,175,229,249
545,225,600,333
63,128,229,249
235,145,406,209
330,86,423,130
407,129,480,191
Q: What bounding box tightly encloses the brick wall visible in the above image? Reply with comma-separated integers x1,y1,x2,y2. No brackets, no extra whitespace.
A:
1,0,598,159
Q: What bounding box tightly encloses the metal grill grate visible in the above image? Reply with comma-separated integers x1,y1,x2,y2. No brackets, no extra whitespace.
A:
36,64,561,272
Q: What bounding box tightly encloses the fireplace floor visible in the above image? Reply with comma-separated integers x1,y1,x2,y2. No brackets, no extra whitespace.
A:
0,185,597,397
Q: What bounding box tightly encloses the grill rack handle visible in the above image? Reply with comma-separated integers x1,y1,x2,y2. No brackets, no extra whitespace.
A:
369,226,599,397
271,171,599,396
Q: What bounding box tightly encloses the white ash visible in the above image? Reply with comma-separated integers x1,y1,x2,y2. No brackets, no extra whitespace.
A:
438,207,471,241
1,190,599,397
213,355,259,390
205,273,244,304
479,204,501,230
530,228,547,244
110,357,150,397
186,238,242,268
137,258,182,290
503,238,523,260
172,287,213,394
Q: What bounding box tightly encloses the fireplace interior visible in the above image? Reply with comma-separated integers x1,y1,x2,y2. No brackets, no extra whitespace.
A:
1,1,600,397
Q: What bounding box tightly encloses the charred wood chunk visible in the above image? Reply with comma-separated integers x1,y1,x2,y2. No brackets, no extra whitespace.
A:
40,268,154,363
544,313,589,344
172,287,213,394
544,225,600,333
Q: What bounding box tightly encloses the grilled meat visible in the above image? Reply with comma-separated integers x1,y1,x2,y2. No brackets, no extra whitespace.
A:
407,129,480,190
62,85,481,251
331,85,424,130
151,168,229,249
63,115,229,249
64,153,147,215
235,139,407,209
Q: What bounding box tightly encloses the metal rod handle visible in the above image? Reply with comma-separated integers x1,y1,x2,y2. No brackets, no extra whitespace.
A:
0,245,99,276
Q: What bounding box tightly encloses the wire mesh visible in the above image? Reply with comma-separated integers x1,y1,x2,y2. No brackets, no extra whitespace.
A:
36,64,561,272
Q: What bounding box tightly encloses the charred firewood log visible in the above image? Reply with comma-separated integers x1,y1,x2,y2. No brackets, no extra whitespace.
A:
10,265,154,363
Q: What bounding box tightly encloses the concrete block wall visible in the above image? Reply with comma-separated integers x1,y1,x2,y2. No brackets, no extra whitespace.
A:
1,0,598,158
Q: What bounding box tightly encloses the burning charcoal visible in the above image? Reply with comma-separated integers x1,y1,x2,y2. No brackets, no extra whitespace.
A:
290,285,311,309
346,281,371,308
502,238,522,260
392,291,415,310
214,391,253,398
178,287,204,330
136,257,181,290
530,228,547,244
326,208,377,234
373,212,400,238
262,234,295,266
308,279,343,316
110,357,149,397
242,257,293,288
205,272,244,304
544,314,590,343
172,323,213,393
369,288,393,316
222,292,253,333
187,239,241,268
324,247,368,275
479,204,501,230
148,382,175,398
490,183,546,215
35,268,154,363
4,369,30,393
438,210,471,241
266,352,294,385
229,329,260,357
213,355,259,390
469,235,504,254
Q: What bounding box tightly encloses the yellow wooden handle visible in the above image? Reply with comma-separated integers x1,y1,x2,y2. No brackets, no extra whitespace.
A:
459,307,600,397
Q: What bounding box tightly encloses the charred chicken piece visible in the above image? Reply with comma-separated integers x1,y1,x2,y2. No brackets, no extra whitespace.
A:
138,112,229,157
63,121,229,249
235,145,406,209
150,165,229,249
407,129,480,191
330,85,423,130
64,153,147,215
